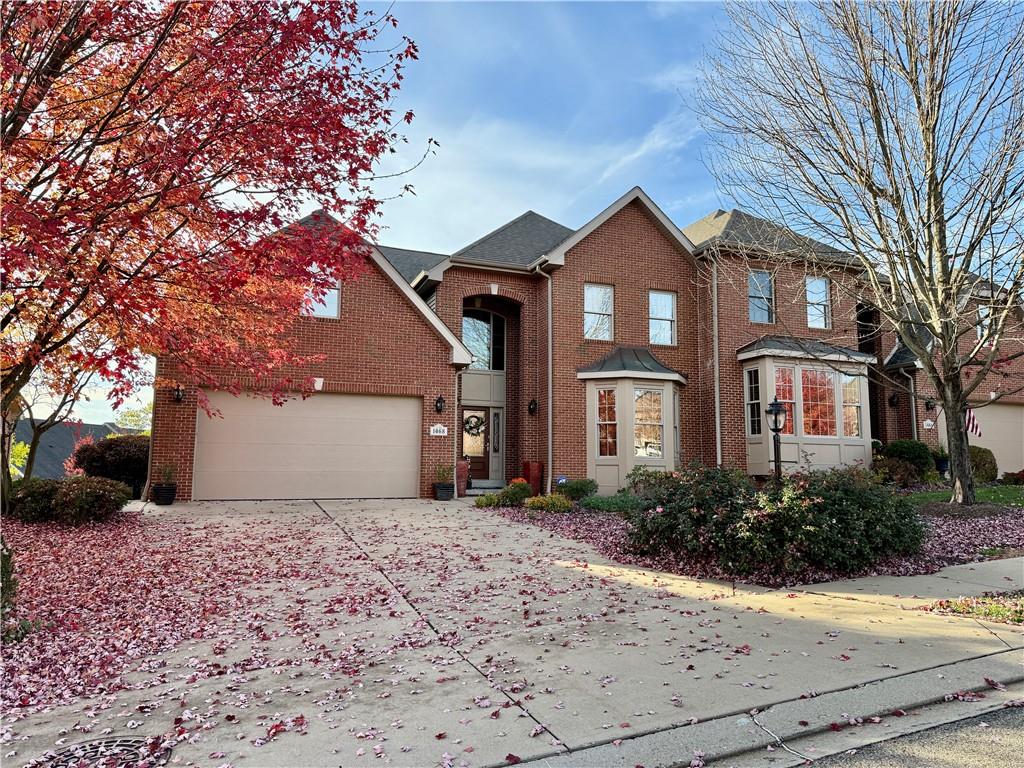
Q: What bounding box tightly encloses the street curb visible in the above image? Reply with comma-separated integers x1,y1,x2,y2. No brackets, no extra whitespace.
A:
516,648,1023,768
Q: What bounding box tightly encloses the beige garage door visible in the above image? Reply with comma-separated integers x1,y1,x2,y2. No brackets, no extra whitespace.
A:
193,391,422,500
938,403,1024,476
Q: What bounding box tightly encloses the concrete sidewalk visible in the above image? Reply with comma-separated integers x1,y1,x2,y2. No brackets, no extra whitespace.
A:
4,499,1021,768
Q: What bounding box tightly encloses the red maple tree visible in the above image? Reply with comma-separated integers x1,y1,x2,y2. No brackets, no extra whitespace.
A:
1,1,419,495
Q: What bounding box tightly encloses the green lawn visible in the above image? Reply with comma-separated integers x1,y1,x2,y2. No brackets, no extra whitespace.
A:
905,485,1024,508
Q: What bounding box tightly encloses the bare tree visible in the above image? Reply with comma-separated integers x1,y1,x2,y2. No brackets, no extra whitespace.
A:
698,0,1024,503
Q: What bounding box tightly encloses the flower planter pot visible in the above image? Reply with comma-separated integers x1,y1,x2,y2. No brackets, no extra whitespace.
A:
151,483,177,506
433,482,455,501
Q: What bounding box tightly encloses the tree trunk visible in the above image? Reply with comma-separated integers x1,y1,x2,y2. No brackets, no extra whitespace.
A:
942,381,976,505
0,398,19,516
23,428,44,481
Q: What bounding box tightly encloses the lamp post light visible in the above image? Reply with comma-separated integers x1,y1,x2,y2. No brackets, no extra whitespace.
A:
765,397,787,484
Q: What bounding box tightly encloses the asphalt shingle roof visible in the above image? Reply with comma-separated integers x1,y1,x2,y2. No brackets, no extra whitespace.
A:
577,346,686,380
453,211,574,267
377,245,447,283
736,335,875,361
682,209,856,265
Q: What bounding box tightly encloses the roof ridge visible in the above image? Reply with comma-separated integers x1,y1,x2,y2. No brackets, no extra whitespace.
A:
377,244,449,258
453,210,572,258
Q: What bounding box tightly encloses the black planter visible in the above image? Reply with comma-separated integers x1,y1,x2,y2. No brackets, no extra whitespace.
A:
151,483,177,506
433,482,455,501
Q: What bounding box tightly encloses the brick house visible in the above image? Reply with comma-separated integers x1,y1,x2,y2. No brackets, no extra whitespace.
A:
150,187,1024,500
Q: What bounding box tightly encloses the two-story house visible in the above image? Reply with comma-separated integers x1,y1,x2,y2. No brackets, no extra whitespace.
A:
150,187,1024,500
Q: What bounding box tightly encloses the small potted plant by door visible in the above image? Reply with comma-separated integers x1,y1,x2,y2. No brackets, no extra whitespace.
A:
433,464,455,501
933,444,950,475
151,464,177,505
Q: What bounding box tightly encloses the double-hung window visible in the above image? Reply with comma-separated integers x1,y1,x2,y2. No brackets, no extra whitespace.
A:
648,291,676,345
801,368,837,436
633,388,663,458
745,369,762,436
805,276,831,329
584,284,614,340
841,374,862,437
774,366,796,435
748,270,775,323
597,388,617,457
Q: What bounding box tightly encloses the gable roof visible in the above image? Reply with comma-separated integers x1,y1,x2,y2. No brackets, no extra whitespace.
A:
576,345,687,384
453,211,574,268
683,209,856,266
545,186,696,267
13,420,139,479
736,335,876,363
377,245,448,283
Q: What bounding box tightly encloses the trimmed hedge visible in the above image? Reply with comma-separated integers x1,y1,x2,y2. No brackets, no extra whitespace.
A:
873,455,922,488
880,440,933,475
72,434,149,499
579,493,647,515
557,478,599,501
969,445,998,483
624,465,923,577
9,476,130,525
524,493,573,513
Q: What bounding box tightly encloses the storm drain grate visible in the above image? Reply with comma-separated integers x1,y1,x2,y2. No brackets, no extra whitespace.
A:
26,737,171,768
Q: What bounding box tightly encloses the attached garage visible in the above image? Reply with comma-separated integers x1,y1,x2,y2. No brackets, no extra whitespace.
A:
938,403,1024,476
193,391,422,500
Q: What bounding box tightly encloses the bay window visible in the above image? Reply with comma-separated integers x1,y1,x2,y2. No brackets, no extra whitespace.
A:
773,366,796,435
745,369,762,436
800,368,837,436
597,387,617,457
842,374,862,437
634,388,663,458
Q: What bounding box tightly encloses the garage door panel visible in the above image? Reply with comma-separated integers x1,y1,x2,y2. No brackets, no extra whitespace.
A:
936,403,1024,475
193,392,421,500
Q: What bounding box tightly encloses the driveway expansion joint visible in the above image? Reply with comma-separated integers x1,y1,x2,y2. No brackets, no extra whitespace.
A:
313,501,566,752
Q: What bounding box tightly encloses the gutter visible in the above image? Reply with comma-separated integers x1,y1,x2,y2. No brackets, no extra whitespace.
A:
535,261,554,494
712,262,723,466
902,369,918,441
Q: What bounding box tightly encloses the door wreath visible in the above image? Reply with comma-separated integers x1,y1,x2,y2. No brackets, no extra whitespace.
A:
463,414,486,436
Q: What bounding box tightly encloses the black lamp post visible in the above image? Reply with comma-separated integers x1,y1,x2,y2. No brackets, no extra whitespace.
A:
765,397,787,483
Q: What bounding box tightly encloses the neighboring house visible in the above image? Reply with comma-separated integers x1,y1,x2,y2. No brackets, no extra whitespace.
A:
150,186,1024,501
13,420,136,479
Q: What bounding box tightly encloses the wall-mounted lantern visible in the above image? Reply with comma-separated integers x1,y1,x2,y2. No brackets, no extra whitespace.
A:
434,395,446,414
924,398,936,411
887,393,900,408
528,398,539,415
171,384,185,403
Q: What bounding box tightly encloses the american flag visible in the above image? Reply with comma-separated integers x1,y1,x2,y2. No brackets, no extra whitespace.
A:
965,407,982,438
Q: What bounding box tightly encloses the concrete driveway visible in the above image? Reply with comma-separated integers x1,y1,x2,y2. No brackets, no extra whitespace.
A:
5,499,1022,768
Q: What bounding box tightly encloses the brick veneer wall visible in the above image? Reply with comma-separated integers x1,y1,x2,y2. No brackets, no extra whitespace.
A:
150,258,461,500
550,200,708,479
709,252,865,468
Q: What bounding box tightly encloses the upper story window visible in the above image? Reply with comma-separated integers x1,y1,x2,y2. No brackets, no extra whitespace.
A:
748,270,775,324
977,304,992,340
806,276,831,329
303,283,341,318
462,308,506,370
584,283,614,340
745,369,762,436
648,290,676,345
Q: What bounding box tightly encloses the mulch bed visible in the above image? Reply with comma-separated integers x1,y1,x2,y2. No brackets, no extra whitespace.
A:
495,507,1024,588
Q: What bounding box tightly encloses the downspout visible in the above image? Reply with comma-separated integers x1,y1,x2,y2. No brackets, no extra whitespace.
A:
711,262,723,466
902,369,918,441
536,263,554,494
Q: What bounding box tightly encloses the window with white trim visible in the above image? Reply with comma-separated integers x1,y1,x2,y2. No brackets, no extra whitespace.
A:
748,270,774,323
584,284,614,340
801,368,837,436
774,366,796,435
634,388,663,458
745,369,762,436
841,374,862,437
303,282,341,318
805,276,831,329
597,387,617,457
648,290,676,345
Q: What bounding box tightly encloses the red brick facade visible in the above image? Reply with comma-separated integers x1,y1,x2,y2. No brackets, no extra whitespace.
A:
151,191,1024,499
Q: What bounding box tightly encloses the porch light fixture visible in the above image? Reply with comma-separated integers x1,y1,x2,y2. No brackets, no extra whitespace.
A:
887,393,900,408
924,398,936,411
434,395,446,414
528,398,539,415
171,384,185,403
765,397,787,483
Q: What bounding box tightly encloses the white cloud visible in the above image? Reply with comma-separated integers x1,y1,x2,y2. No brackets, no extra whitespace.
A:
597,108,702,185
647,62,702,94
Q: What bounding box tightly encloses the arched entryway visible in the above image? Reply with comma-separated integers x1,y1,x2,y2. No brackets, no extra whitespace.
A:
460,295,521,488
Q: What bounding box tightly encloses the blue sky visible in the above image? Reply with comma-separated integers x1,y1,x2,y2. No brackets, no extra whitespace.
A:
373,0,730,252
72,1,730,423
